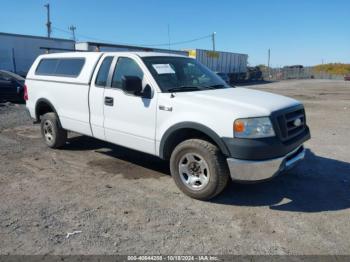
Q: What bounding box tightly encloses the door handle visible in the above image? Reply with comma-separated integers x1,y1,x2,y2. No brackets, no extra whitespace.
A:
104,96,114,106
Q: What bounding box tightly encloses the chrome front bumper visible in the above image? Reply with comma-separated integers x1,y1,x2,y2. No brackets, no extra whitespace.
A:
226,145,305,182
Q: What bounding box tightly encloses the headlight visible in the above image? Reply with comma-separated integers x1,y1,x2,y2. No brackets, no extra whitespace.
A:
234,117,275,138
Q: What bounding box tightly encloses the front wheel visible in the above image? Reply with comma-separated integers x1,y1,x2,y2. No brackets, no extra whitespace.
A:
170,139,229,200
40,112,67,148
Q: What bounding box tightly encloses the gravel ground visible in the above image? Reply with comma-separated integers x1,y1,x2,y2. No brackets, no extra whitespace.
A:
0,79,350,255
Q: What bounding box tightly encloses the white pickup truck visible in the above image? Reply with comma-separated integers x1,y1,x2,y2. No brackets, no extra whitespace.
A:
25,52,310,200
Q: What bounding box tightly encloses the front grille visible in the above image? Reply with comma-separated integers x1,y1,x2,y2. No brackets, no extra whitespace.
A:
273,106,306,142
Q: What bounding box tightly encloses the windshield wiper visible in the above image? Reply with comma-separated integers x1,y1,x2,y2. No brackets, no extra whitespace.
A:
167,84,227,93
206,84,227,89
167,86,203,92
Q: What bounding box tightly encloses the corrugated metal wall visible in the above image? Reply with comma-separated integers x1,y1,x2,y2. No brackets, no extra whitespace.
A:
0,33,75,76
0,32,248,76
190,49,248,73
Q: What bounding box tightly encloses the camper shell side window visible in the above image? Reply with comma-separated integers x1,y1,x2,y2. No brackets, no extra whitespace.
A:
35,58,85,78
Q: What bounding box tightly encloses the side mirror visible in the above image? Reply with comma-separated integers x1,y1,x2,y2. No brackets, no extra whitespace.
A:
142,85,152,99
122,76,142,95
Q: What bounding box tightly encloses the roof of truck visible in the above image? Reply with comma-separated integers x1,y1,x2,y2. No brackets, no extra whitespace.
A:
38,51,188,58
107,51,187,57
27,51,190,85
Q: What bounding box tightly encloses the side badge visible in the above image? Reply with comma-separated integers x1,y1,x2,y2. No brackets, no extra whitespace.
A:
159,105,173,112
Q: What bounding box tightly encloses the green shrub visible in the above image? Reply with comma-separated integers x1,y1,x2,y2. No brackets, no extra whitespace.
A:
313,63,350,75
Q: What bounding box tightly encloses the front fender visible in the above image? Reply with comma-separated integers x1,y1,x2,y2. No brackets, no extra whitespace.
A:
159,121,230,159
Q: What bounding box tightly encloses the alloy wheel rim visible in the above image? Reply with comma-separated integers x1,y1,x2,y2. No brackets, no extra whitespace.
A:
43,120,54,143
178,153,210,191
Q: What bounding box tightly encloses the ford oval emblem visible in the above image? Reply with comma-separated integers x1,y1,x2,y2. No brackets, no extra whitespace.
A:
294,118,302,127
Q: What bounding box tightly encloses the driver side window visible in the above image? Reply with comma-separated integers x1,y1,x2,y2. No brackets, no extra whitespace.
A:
111,57,143,89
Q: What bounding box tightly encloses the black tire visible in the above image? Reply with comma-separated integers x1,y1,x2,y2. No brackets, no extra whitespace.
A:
17,91,25,104
40,112,67,148
170,139,229,200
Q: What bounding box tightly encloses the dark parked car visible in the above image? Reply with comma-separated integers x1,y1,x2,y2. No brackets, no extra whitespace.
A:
0,70,25,102
344,75,350,81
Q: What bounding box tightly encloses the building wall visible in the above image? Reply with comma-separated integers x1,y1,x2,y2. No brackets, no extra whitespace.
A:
0,33,75,76
0,32,247,77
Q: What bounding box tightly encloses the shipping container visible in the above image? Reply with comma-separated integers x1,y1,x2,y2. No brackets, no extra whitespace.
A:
0,32,75,76
187,49,248,74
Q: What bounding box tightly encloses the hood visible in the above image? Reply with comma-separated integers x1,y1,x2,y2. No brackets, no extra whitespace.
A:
172,87,300,116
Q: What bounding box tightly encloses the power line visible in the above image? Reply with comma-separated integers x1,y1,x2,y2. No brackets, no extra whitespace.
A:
52,26,212,48
46,4,212,48
143,34,212,47
52,26,125,44
52,26,71,35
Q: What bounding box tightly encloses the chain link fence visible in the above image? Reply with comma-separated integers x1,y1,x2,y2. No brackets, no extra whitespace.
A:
262,67,344,81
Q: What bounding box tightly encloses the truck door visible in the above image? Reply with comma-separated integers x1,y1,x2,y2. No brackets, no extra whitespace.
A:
103,55,157,155
89,55,114,140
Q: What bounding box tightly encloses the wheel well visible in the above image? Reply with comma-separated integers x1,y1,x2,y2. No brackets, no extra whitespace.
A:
35,100,55,121
161,128,225,160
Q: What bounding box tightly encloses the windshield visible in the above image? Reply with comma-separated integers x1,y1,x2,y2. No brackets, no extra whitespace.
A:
142,56,230,92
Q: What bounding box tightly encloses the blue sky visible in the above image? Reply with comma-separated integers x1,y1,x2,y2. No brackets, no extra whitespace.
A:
0,0,349,66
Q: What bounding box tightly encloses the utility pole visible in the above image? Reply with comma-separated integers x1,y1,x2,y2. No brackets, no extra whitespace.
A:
44,3,52,38
212,32,216,51
69,25,77,41
167,24,171,50
267,48,271,79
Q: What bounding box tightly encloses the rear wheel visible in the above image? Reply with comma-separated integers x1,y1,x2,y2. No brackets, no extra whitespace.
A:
170,139,229,200
40,112,67,148
17,90,25,103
